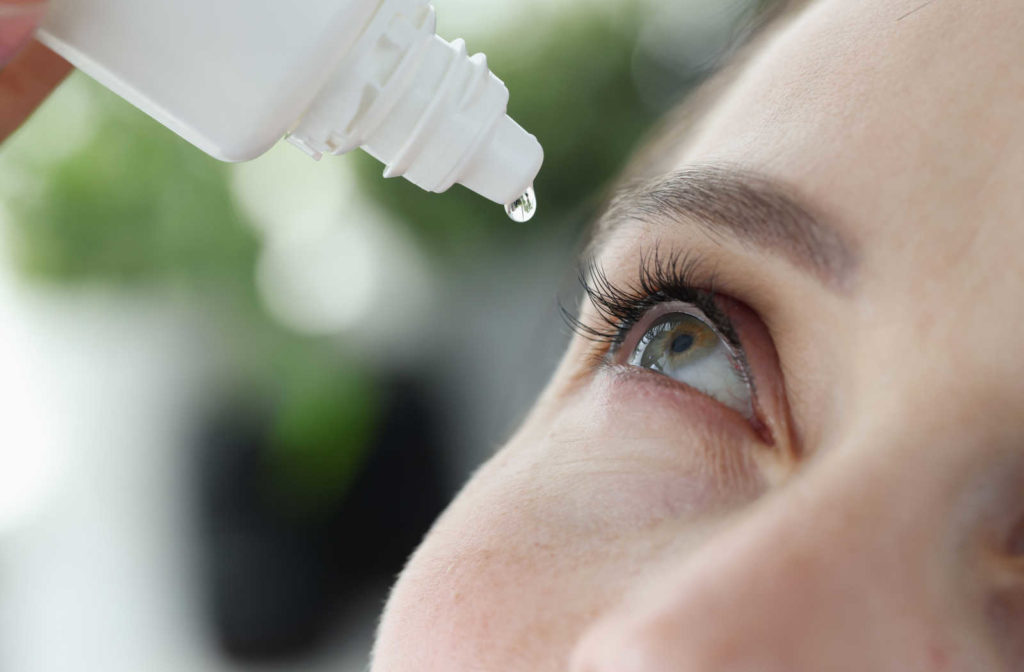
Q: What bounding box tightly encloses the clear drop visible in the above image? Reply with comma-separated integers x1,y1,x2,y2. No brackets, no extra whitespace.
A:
505,185,537,223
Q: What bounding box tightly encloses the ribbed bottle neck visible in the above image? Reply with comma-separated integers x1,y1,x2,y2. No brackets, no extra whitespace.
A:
287,0,542,205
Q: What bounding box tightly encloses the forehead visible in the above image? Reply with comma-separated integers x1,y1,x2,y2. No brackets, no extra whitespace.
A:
678,0,1024,272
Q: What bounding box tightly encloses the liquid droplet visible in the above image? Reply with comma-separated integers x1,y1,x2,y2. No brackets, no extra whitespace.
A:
505,185,537,223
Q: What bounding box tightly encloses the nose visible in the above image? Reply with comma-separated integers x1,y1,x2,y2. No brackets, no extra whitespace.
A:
568,442,987,672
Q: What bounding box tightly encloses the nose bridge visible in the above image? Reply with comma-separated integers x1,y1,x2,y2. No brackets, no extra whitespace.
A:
570,435,962,672
859,254,1024,441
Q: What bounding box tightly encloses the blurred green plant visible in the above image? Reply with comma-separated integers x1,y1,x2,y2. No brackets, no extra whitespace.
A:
3,83,258,293
0,0,772,505
0,81,379,504
264,358,380,515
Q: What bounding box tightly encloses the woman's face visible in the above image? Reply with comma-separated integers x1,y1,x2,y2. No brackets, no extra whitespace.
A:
373,0,1024,669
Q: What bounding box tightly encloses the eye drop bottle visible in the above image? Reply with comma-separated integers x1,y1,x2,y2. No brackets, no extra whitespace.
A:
37,0,543,207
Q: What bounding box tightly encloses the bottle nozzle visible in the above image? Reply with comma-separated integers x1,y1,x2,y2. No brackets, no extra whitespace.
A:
459,114,543,206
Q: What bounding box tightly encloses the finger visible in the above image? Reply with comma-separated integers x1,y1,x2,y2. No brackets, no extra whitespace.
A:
0,0,46,68
0,39,71,143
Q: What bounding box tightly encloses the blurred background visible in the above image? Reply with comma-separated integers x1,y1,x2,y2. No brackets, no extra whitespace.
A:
0,0,775,669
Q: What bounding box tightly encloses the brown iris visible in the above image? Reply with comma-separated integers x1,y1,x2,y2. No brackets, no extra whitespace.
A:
635,314,719,373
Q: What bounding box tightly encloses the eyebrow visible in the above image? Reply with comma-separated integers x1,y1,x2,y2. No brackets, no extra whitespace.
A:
590,164,858,290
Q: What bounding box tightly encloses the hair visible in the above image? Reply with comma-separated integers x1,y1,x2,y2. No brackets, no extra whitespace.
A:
615,0,813,188
574,1,814,267
569,0,816,291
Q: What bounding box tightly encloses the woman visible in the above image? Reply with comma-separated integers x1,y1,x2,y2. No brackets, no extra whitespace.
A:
6,0,1023,669
371,0,1024,669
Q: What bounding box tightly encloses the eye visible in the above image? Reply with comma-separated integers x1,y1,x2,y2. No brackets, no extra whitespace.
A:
615,303,753,417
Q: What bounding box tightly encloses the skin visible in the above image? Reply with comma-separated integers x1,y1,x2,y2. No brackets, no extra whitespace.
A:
372,0,1024,670
0,0,70,143
2,0,1020,668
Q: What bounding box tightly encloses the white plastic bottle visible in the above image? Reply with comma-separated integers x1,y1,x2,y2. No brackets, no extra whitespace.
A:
36,0,543,211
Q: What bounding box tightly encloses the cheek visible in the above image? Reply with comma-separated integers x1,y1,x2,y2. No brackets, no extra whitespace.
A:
535,372,766,530
372,380,765,671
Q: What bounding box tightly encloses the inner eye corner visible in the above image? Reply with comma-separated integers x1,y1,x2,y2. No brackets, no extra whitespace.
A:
1007,516,1024,558
979,515,1024,577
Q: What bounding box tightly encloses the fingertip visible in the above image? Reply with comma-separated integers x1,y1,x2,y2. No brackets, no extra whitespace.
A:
0,38,71,143
0,1,47,69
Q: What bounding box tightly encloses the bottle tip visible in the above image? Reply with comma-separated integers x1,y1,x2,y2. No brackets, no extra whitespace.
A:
459,114,543,206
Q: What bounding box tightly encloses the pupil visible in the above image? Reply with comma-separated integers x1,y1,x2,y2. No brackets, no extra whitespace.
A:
670,333,694,353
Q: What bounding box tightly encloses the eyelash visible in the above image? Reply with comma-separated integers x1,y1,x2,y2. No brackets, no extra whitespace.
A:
563,247,754,386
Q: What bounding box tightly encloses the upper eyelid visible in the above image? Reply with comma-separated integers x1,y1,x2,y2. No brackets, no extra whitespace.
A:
611,300,724,358
563,248,713,345
569,265,736,354
567,279,755,389
563,245,762,395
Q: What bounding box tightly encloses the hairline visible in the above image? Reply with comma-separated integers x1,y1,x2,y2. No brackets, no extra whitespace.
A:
607,0,813,189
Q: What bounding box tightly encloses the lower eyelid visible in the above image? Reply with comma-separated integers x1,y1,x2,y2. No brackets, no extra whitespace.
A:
596,363,768,442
